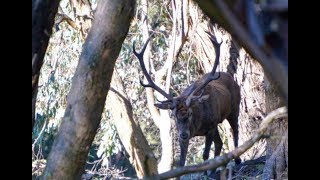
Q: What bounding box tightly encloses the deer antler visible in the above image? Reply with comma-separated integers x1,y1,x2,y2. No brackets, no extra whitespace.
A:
133,36,176,109
185,32,222,106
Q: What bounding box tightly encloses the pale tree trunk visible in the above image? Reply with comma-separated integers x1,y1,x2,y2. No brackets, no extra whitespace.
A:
189,2,288,177
140,0,173,173
262,77,288,179
106,70,158,178
188,1,266,161
32,0,61,130
140,0,189,173
41,0,135,179
188,2,288,179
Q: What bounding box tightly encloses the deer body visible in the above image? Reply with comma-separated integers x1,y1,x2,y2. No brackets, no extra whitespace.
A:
133,33,241,171
175,72,241,167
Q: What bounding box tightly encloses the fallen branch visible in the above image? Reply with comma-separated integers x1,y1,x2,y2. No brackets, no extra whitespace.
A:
152,106,287,179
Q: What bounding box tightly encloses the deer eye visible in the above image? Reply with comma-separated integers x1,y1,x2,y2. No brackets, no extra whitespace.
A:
177,114,187,119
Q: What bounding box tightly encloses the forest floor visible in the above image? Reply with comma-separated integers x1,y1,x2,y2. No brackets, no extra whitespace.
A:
33,155,288,179
180,155,285,180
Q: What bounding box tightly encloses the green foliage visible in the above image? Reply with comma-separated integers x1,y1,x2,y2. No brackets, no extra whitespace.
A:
33,0,207,178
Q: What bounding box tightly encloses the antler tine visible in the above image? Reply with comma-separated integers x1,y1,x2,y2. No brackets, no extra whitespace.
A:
185,32,222,106
206,31,222,78
133,36,174,101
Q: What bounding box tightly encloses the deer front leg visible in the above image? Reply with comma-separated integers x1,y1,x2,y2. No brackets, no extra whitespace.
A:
204,128,222,160
179,139,189,167
202,131,216,176
212,128,222,157
203,132,214,161
202,129,222,176
228,113,241,164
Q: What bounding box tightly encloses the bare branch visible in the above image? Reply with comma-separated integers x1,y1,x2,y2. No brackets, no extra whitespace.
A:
153,106,287,179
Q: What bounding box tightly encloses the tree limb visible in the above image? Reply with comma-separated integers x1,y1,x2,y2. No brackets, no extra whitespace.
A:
140,0,162,124
107,70,158,178
153,106,287,179
32,0,61,130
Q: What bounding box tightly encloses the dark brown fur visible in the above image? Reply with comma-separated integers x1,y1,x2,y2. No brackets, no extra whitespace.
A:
173,72,241,167
132,34,241,169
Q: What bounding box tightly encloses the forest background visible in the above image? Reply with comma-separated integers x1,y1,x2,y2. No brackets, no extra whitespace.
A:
32,0,288,179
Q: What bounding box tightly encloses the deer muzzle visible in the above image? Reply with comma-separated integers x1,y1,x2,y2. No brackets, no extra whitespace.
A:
179,131,190,141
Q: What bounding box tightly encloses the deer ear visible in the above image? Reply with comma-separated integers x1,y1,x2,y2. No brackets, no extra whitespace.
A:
197,94,210,103
186,94,210,106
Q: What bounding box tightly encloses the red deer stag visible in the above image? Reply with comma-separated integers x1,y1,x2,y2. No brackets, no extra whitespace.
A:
133,33,241,170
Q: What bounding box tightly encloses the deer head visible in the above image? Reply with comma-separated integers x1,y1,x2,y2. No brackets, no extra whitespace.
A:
133,32,222,141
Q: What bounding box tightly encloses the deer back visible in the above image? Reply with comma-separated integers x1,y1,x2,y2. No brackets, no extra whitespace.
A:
179,72,240,137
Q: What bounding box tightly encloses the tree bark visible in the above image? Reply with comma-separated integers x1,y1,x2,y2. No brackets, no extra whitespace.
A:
192,0,288,104
32,0,61,130
41,0,135,179
189,1,266,161
106,70,158,178
188,2,288,177
263,77,288,179
188,2,288,178
139,0,189,173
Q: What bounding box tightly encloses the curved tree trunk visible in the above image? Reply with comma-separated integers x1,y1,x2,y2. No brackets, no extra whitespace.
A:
139,0,189,173
41,0,135,179
140,0,173,173
32,0,61,130
106,70,158,178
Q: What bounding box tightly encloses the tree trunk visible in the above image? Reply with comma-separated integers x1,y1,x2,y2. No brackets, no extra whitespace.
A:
41,0,135,179
139,0,189,173
192,0,288,103
263,77,288,179
189,1,266,161
106,70,158,178
189,2,288,178
32,0,61,130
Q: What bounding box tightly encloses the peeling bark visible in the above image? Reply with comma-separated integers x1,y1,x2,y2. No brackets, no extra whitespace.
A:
106,70,158,178
189,2,266,161
263,77,288,179
139,0,189,173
